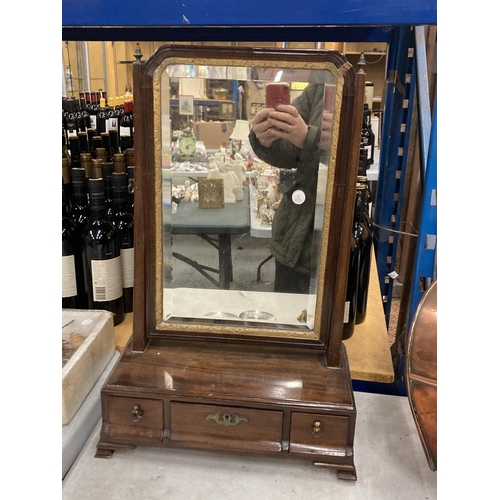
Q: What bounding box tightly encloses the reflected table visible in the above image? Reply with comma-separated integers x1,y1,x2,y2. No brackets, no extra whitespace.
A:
167,188,250,289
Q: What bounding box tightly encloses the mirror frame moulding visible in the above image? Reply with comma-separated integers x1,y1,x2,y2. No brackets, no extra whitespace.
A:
131,44,362,366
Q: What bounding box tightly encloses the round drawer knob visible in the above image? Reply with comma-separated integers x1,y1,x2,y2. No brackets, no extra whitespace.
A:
130,404,144,422
312,420,322,436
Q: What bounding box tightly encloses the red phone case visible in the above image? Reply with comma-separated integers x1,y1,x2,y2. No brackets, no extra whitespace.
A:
266,83,291,108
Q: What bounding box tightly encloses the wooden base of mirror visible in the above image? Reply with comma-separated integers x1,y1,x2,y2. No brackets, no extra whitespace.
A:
95,339,357,481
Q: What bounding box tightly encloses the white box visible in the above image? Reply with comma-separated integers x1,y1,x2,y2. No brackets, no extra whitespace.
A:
62,309,115,425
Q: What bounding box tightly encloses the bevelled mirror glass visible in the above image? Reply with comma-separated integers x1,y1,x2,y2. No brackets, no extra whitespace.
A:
135,45,356,345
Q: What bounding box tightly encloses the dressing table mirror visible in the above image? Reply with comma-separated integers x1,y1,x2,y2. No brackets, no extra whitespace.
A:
96,44,365,481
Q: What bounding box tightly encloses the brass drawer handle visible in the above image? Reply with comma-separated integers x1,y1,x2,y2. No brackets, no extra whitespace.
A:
205,411,249,427
312,420,322,437
130,404,144,422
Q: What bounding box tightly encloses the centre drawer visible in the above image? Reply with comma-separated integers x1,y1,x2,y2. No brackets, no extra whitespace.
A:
170,402,283,452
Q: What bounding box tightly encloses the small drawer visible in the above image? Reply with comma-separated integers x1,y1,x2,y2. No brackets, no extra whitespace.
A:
107,396,163,441
289,412,349,457
170,402,283,452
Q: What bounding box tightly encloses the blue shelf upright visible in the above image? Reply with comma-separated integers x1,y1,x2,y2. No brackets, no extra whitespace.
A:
373,26,417,326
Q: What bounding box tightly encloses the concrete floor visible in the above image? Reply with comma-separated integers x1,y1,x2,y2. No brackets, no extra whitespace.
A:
62,391,437,499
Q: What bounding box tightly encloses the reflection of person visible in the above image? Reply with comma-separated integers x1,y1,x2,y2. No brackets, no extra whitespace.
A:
249,82,332,294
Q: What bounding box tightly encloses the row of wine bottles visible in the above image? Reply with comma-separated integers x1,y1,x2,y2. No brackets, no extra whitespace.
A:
343,177,373,340
63,90,134,156
62,151,135,326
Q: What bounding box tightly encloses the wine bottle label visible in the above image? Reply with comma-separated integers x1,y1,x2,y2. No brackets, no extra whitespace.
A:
121,247,134,288
120,126,131,137
108,118,118,129
343,301,350,323
91,256,123,301
62,255,77,298
90,115,97,129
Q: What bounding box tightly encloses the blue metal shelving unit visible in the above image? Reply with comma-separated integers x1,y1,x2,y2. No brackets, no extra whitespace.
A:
62,1,437,395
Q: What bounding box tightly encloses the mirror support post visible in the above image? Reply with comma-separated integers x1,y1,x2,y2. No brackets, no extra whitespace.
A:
327,69,366,367
131,44,149,352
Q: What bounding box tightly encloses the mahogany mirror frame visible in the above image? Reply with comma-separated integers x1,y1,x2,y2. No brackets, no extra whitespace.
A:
130,44,365,368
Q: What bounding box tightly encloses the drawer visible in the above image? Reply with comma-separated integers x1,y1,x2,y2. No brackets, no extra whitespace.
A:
107,396,163,441
170,402,283,452
289,412,349,457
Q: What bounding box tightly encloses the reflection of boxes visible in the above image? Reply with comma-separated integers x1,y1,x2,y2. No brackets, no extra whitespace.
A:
192,121,234,149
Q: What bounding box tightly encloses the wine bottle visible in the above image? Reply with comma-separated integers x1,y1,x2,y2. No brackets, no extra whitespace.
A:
79,92,91,130
82,178,125,325
62,158,73,213
127,165,135,214
361,104,375,167
92,136,104,158
100,132,113,162
69,135,81,169
109,128,120,156
107,96,119,131
78,131,89,155
125,148,134,168
96,97,108,136
80,153,93,183
342,235,360,340
62,127,71,165
65,98,79,140
69,168,90,233
119,100,134,151
62,181,87,309
101,162,115,219
91,158,103,180
87,128,97,157
354,183,373,325
89,91,99,129
110,172,135,313
113,153,126,174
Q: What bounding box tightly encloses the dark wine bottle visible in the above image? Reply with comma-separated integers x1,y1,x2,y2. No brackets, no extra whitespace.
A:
113,153,126,174
96,97,108,136
110,172,135,313
78,131,89,155
101,132,113,162
91,158,103,180
87,128,97,157
109,128,120,156
62,181,87,309
69,135,81,169
89,91,99,129
79,92,91,131
92,136,104,158
107,96,119,131
83,178,125,325
354,183,373,324
69,168,90,233
361,104,375,167
101,162,115,219
127,165,135,214
80,153,93,183
62,127,71,165
62,158,73,213
342,234,360,340
119,100,134,151
125,148,134,168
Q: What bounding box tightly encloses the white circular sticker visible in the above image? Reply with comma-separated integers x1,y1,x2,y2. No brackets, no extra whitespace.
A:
292,189,306,205
82,319,93,325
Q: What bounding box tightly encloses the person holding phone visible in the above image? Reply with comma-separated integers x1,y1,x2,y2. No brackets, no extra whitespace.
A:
249,80,333,294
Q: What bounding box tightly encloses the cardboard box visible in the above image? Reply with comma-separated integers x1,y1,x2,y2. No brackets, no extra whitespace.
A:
192,121,234,150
